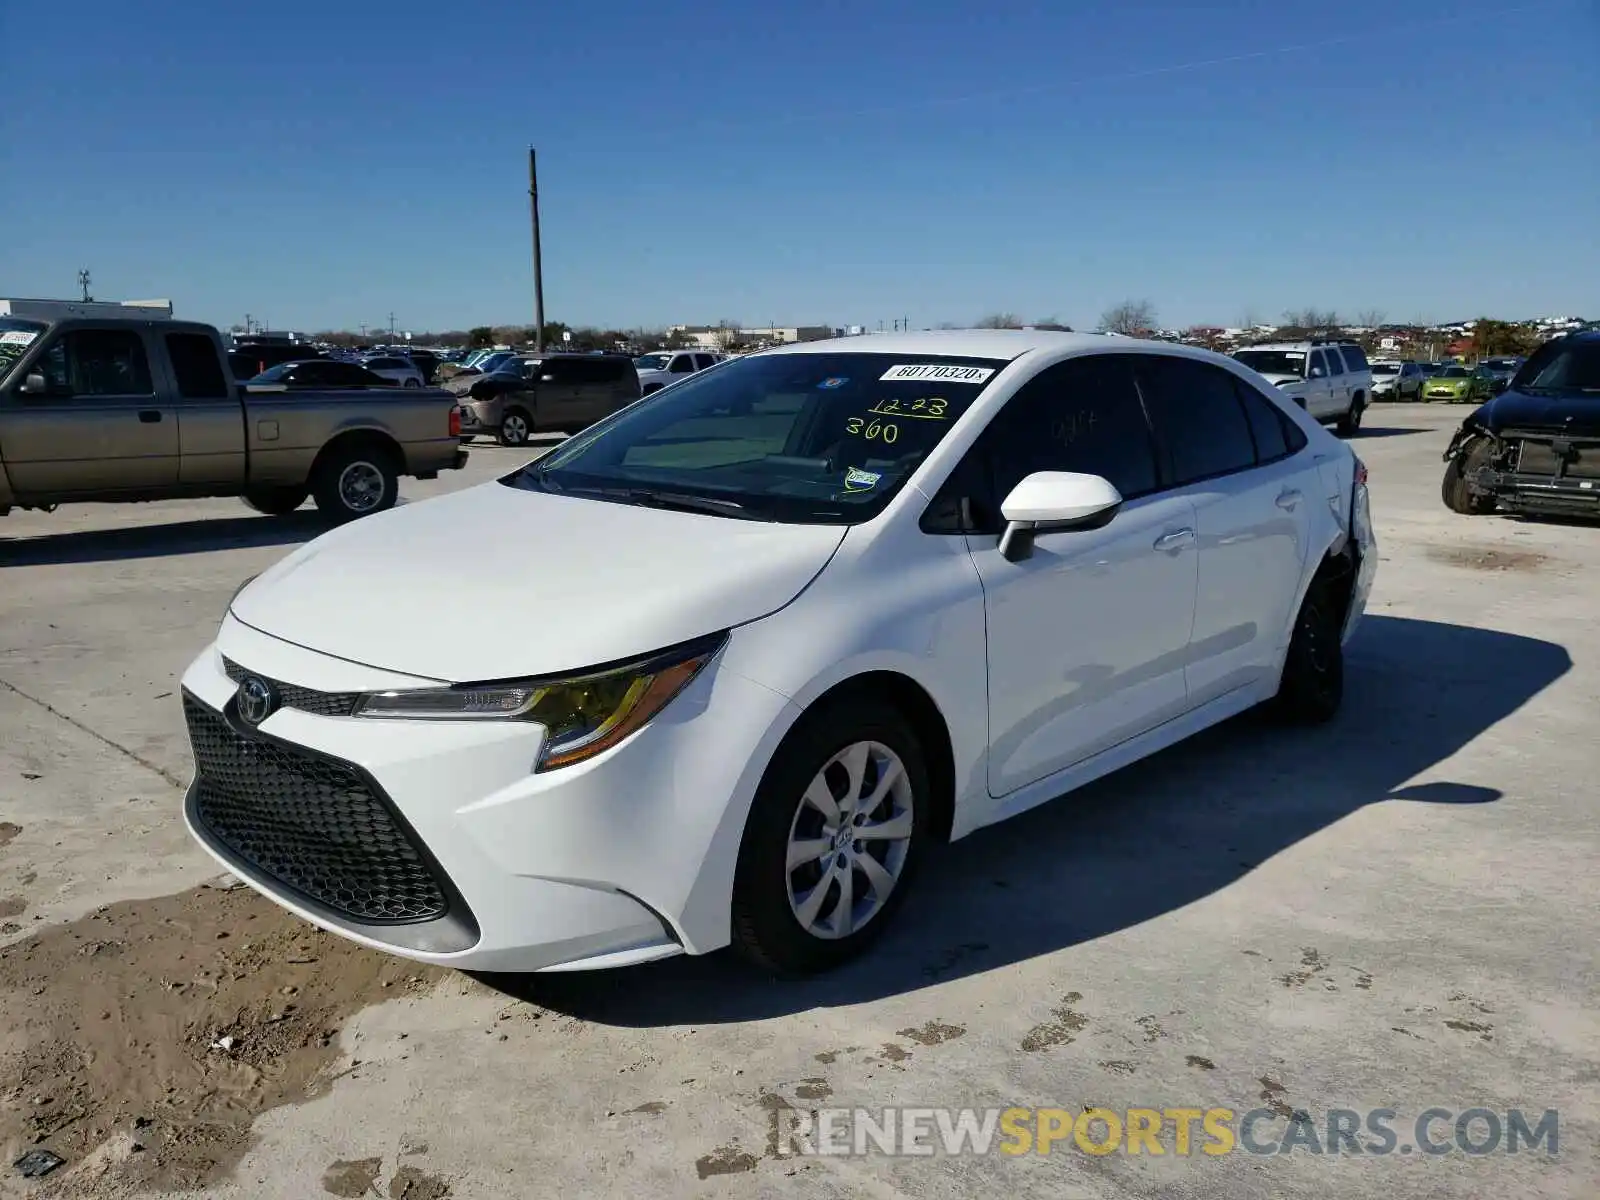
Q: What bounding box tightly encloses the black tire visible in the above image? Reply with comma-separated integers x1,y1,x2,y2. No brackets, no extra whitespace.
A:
1271,580,1344,724
1441,438,1497,515
240,485,309,516
1336,392,1365,436
404,378,420,388
498,408,533,446
311,440,399,523
731,697,934,976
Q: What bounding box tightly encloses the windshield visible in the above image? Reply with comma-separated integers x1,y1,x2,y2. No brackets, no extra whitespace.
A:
1370,363,1400,375
634,353,672,371
248,362,307,382
1439,366,1471,378
1233,350,1306,378
0,319,48,385
505,351,1008,524
1514,338,1600,393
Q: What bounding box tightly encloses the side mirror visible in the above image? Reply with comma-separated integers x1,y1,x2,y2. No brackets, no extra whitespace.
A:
539,374,556,383
997,471,1123,562
1309,367,1326,378
19,372,49,396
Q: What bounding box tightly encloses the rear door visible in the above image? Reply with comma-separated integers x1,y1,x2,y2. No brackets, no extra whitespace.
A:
0,326,179,497
1317,347,1348,419
530,358,584,429
1134,355,1316,705
164,331,245,486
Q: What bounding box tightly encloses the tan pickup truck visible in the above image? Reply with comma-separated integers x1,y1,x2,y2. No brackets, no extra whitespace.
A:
0,299,466,522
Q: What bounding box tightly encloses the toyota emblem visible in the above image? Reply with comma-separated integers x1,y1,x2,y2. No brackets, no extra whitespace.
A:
237,676,278,726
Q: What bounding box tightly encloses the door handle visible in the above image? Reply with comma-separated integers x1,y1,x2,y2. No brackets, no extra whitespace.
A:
1153,528,1196,552
138,410,163,423
1275,489,1302,511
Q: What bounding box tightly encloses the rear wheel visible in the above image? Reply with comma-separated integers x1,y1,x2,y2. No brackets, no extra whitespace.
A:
1441,438,1497,515
311,441,399,522
241,485,308,516
499,409,532,446
404,378,420,388
1271,580,1344,723
1336,392,1365,436
731,698,932,975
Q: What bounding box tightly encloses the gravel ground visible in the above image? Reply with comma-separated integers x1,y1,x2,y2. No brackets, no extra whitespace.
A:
1,407,1595,1198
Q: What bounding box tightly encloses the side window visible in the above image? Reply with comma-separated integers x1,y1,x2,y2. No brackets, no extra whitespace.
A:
1308,350,1327,378
46,330,155,397
1341,344,1368,372
1323,348,1345,376
1233,379,1297,463
669,355,694,374
694,354,715,371
985,355,1158,507
165,334,230,398
1136,356,1257,485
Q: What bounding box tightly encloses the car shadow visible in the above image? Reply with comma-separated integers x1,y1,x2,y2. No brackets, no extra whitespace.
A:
1351,426,1428,439
0,511,336,566
478,615,1569,1024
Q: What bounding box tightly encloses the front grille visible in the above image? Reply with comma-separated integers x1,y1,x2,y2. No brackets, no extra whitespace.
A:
1516,440,1600,480
184,694,449,923
222,657,362,718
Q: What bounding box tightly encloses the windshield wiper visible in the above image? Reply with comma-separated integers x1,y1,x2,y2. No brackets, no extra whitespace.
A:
564,485,759,519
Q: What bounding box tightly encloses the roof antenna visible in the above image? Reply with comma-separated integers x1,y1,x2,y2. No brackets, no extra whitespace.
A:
77,269,93,302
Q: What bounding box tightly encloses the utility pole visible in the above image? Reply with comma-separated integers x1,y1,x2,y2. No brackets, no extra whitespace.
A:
528,147,546,354
245,313,253,335
389,312,396,339
77,269,93,301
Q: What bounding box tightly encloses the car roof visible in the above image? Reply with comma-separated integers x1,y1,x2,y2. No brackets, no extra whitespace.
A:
759,329,1136,361
1235,341,1356,353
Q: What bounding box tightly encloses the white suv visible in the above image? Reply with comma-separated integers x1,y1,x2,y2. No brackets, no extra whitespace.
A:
181,332,1374,976
1232,341,1373,435
634,349,723,394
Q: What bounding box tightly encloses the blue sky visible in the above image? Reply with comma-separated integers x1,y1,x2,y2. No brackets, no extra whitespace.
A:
4,0,1595,334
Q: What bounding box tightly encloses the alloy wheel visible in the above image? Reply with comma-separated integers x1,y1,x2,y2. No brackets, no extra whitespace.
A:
337,461,385,513
784,741,914,940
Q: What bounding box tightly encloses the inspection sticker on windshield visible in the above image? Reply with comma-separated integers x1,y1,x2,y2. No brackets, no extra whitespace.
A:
880,363,994,384
844,467,882,491
0,331,37,346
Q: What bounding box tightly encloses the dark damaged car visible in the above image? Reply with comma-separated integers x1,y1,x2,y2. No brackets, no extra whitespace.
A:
1442,331,1600,519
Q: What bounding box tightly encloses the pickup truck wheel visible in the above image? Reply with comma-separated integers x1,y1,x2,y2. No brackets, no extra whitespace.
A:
313,443,398,522
499,410,532,446
241,485,309,516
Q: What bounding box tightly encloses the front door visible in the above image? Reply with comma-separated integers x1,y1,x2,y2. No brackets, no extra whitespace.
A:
530,359,584,430
0,327,178,497
965,354,1198,797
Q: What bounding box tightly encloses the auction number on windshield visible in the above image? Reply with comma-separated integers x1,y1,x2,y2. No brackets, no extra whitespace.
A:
868,396,948,419
845,416,899,443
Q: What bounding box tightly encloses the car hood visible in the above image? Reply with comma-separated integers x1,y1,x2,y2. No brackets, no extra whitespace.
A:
1427,377,1472,389
229,482,847,682
1259,373,1304,388
1474,389,1600,435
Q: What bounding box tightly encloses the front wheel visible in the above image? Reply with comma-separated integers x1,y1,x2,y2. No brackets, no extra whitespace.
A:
241,485,309,516
404,378,420,388
1271,580,1344,724
311,442,399,523
1441,438,1498,515
731,699,933,975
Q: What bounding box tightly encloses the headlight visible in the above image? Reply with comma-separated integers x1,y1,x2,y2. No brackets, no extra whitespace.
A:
353,632,726,771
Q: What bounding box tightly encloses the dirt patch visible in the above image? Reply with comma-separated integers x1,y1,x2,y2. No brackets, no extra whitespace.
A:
388,1165,452,1198
322,1156,383,1196
794,1078,831,1101
1020,993,1089,1052
0,885,443,1192
695,1145,758,1179
0,822,21,849
1185,1055,1216,1070
896,1021,965,1047
1427,545,1548,572
0,896,25,919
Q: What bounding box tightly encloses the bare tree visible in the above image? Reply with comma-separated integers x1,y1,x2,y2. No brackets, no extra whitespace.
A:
1099,300,1157,335
1282,308,1341,331
976,313,1025,329
1354,309,1386,329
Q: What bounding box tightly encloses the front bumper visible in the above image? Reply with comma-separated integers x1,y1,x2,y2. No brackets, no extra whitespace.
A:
1460,430,1600,516
180,617,795,970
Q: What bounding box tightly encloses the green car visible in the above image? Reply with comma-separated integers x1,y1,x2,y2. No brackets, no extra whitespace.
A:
1421,364,1494,403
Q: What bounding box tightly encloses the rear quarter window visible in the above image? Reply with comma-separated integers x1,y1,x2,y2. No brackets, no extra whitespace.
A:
1341,345,1369,372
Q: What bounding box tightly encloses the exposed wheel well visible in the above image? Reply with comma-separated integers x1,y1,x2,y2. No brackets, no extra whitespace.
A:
311,429,404,477
1311,540,1359,630
798,672,956,844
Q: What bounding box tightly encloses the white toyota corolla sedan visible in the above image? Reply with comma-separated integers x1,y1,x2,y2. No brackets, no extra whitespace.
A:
181,331,1376,976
